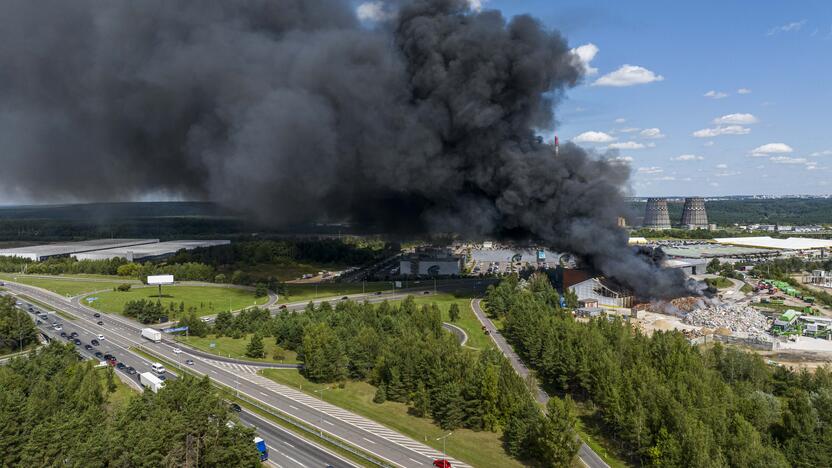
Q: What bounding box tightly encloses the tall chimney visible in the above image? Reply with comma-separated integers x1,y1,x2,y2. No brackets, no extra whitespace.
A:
643,198,671,230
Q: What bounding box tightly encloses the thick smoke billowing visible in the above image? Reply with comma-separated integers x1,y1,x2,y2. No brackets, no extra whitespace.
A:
0,0,691,298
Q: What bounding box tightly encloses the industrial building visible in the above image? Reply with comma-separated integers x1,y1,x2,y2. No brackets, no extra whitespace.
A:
643,198,671,230
568,277,635,308
680,197,709,230
0,239,159,261
715,236,832,250
399,247,463,277
72,240,230,261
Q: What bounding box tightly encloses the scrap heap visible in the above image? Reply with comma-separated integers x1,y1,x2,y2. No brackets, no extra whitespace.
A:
683,302,771,340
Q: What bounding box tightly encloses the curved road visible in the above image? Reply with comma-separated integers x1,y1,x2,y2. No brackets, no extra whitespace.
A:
470,299,610,468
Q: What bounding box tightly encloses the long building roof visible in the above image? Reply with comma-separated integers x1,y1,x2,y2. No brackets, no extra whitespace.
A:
0,239,159,260
714,236,832,250
72,240,229,261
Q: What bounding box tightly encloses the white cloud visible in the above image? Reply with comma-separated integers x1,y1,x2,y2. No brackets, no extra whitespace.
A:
704,90,728,99
692,125,751,138
640,127,665,139
637,166,664,174
573,131,616,143
646,142,656,148
608,141,645,150
704,141,715,147
767,20,807,36
618,127,640,133
811,150,832,156
356,1,392,21
737,88,752,94
672,154,703,161
593,65,664,87
716,163,728,169
751,143,794,156
655,176,676,181
609,155,633,164
769,156,807,164
571,43,599,76
715,170,741,177
614,117,627,124
713,113,758,125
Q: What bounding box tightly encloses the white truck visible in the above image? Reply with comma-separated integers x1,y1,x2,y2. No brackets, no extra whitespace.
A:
141,328,162,343
139,372,165,393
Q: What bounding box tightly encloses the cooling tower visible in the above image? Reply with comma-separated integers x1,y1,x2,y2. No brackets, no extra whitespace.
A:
643,198,671,230
680,197,708,229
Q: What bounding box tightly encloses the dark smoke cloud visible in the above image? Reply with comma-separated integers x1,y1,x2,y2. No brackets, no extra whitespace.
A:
0,0,691,298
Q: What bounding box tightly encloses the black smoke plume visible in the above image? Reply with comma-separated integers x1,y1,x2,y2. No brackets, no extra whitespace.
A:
0,0,691,298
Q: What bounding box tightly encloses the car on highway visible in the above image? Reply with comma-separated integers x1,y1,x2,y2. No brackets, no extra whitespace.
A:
116,362,126,370
185,359,194,366
84,344,93,351
279,305,287,310
36,320,42,325
172,348,182,354
93,313,101,318
73,339,82,345
433,459,452,468
341,296,349,300
97,321,104,326
107,357,118,366
70,332,78,338
229,403,242,413
97,334,105,341
60,332,68,338
53,325,62,331
94,351,104,359
126,366,136,375
91,339,100,346
375,291,382,295
423,291,431,295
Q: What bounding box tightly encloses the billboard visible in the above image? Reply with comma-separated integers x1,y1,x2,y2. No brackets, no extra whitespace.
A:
162,326,189,334
147,274,174,285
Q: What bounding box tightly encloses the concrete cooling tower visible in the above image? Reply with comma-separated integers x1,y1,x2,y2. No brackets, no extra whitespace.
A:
643,198,671,230
680,197,708,229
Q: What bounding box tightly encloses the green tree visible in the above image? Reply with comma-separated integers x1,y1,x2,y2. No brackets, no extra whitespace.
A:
706,258,721,274
0,296,38,353
301,322,346,382
534,396,580,467
448,303,461,322
245,333,265,359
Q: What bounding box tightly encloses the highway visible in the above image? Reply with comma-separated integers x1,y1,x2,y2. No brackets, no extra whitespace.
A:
8,293,354,468
470,299,610,468
5,281,474,468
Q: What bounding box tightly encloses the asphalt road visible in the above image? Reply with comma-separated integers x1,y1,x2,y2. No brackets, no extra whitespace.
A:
5,281,471,468
8,293,352,468
470,299,610,468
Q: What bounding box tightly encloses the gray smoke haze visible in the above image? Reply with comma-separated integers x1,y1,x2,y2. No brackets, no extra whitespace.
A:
0,0,691,298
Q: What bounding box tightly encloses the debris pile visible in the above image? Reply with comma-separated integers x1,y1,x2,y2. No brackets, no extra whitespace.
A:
683,302,770,340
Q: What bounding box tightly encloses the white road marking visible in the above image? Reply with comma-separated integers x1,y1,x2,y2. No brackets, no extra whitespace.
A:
323,420,335,426
362,437,376,444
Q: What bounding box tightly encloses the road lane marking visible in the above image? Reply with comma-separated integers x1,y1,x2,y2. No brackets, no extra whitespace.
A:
362,437,376,444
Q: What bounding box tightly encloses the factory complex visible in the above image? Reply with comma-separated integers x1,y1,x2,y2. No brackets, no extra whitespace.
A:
643,197,714,231
0,239,229,262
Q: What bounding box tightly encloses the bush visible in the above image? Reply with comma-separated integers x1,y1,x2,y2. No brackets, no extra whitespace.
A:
116,283,132,292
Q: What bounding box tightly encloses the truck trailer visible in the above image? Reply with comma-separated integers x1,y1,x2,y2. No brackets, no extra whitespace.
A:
139,372,165,393
141,328,162,343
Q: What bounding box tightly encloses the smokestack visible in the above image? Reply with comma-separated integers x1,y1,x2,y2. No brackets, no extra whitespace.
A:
554,135,559,157
680,197,708,229
644,198,671,230
0,0,696,300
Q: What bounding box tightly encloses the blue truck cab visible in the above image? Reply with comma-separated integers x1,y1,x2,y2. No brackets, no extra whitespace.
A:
254,436,269,461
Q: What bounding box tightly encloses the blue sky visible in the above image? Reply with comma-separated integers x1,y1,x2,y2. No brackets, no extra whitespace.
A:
468,0,832,196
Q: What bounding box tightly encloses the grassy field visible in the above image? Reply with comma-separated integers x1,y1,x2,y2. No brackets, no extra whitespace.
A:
233,261,355,283
98,366,136,411
260,368,523,468
0,273,131,297
83,285,268,319
401,293,492,350
705,276,733,289
175,334,299,364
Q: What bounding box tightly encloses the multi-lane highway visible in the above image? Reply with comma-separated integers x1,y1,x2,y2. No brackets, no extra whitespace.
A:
5,280,475,468
8,293,353,468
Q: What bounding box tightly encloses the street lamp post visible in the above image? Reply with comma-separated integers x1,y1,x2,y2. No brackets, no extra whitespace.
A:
436,432,452,463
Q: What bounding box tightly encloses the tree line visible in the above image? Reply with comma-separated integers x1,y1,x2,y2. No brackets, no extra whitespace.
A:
0,342,261,467
486,274,832,467
0,296,38,354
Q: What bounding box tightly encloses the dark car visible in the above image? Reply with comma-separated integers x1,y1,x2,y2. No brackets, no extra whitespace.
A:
93,313,101,318
84,344,93,350
374,291,382,295
185,359,195,366
103,353,114,360
116,362,126,370
126,366,136,375
97,321,104,326
70,332,79,338
36,320,42,325
279,304,287,310
157,374,167,381
94,351,104,359
341,296,349,300
423,291,431,295
60,332,68,338
73,339,82,345
91,339,100,346
229,403,242,413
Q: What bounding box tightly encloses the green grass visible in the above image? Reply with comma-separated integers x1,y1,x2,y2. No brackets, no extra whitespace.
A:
98,366,137,411
402,293,493,351
175,334,299,364
705,276,733,289
740,283,754,294
83,285,268,319
228,261,356,283
574,404,631,468
260,368,523,468
0,273,130,297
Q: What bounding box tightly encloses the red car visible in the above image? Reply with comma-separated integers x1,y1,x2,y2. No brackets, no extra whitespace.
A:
433,460,451,468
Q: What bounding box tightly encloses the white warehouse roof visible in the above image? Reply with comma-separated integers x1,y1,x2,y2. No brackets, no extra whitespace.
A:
0,239,159,261
714,236,832,250
72,240,230,261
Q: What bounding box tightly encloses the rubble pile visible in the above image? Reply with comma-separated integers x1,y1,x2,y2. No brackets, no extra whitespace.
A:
683,302,770,340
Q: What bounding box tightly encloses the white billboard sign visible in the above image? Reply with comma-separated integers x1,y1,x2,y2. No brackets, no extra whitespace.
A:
147,274,174,285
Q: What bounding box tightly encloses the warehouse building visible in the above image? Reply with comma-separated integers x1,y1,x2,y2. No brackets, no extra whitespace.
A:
0,239,159,261
399,247,463,277
72,240,230,261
